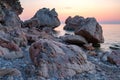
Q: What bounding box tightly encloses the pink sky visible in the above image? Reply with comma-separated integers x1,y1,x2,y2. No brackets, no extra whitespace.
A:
20,0,120,24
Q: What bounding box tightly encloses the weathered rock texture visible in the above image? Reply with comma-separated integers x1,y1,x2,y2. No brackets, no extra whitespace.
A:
0,0,27,47
0,0,25,59
23,8,60,29
0,32,23,59
75,17,104,44
0,0,23,15
60,34,87,45
0,68,21,76
0,0,23,29
64,16,104,44
64,16,84,31
107,50,120,66
22,28,55,45
29,39,95,78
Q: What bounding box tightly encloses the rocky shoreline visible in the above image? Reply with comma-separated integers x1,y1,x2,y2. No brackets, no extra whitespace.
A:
0,0,120,80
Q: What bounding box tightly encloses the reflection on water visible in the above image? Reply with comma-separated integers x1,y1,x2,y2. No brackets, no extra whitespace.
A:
101,24,120,51
54,24,74,36
54,24,120,51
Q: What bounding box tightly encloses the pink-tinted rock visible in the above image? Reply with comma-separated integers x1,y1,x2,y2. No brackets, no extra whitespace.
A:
64,16,84,31
75,17,104,44
107,50,120,66
23,8,60,29
29,39,95,78
0,37,20,51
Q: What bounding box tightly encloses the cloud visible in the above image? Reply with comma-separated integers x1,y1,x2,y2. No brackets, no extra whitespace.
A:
64,7,72,9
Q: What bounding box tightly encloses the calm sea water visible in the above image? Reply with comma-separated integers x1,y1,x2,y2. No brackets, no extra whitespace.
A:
54,24,120,51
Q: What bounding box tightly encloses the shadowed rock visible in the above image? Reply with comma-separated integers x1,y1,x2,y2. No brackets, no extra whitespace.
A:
23,8,60,29
29,39,95,78
0,0,23,15
75,17,104,44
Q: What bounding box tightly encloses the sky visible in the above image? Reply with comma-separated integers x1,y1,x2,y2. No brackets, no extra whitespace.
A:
20,0,120,24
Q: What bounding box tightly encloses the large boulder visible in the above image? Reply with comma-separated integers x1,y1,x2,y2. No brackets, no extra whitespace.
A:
29,39,95,78
75,17,104,44
64,16,84,31
23,8,60,29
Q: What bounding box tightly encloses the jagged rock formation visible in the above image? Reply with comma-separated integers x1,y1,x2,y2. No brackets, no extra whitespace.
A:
64,16,104,44
0,0,23,15
64,16,84,31
107,50,120,67
29,39,95,78
0,0,23,28
23,8,60,29
0,0,27,47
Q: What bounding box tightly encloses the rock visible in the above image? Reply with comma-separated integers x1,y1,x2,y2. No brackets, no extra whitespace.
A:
0,30,27,48
101,51,111,61
0,0,23,29
23,8,60,29
0,46,23,59
93,43,101,47
107,50,120,66
109,46,120,50
0,32,20,51
24,64,36,77
0,68,21,76
23,28,54,45
64,16,84,31
83,43,95,50
75,17,104,44
0,31,24,59
0,0,27,47
87,51,97,56
29,39,95,78
60,34,88,45
0,0,23,15
8,29,27,47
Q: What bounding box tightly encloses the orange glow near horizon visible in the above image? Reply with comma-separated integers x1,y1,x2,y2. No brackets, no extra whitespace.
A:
20,0,120,23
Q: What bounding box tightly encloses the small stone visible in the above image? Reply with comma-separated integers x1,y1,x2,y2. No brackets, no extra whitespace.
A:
88,51,97,56
107,50,120,66
101,51,111,61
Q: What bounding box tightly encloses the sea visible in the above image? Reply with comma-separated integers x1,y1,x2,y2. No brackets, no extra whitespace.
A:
54,24,120,51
